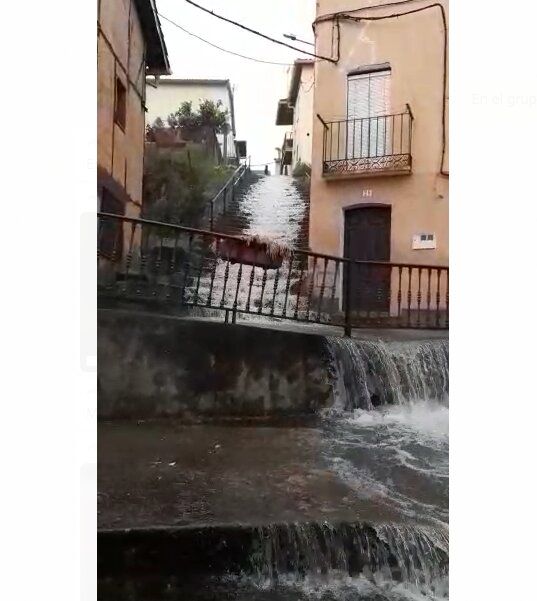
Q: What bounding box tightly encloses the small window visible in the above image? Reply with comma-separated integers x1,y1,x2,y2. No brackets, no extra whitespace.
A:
114,77,127,130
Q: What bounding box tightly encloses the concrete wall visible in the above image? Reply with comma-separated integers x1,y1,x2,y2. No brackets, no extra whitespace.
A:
98,310,333,419
309,0,449,265
145,80,237,160
97,0,147,217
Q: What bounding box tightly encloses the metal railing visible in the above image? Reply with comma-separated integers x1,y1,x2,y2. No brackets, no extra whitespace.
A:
98,213,448,334
283,131,293,151
202,163,248,231
319,107,413,177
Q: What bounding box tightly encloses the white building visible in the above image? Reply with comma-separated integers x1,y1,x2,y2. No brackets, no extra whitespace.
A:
145,78,237,161
275,59,314,173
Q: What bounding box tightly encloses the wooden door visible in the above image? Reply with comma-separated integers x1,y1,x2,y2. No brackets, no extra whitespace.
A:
344,205,391,313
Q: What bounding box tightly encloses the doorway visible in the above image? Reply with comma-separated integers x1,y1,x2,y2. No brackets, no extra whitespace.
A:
344,205,391,313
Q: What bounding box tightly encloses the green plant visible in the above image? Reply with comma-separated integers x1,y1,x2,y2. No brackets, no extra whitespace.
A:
142,145,234,227
292,160,311,178
292,161,311,202
164,99,229,133
143,98,233,226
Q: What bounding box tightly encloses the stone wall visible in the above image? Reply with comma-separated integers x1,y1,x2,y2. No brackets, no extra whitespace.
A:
98,309,333,419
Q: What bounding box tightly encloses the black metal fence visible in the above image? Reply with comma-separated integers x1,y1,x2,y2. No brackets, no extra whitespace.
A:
319,108,413,176
201,163,248,231
98,213,448,333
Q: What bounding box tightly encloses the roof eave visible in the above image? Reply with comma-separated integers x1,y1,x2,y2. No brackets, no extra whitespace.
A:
135,0,171,76
288,59,314,107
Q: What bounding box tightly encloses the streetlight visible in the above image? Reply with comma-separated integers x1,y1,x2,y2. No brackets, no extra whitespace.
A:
283,33,315,47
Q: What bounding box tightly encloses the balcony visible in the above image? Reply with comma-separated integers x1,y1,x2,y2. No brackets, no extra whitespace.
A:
279,131,293,174
319,108,413,179
283,131,293,154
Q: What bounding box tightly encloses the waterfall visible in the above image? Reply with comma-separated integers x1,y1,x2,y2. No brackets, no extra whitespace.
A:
248,521,448,593
326,337,449,410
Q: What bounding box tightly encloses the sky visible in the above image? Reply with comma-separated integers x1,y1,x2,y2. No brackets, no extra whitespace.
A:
155,0,316,168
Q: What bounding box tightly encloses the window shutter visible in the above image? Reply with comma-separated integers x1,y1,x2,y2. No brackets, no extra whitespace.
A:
347,70,390,118
347,69,391,158
347,75,370,119
369,72,391,116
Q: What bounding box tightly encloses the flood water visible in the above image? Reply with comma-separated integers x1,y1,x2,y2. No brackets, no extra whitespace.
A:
218,338,449,599
183,174,312,321
99,337,449,600
238,174,308,248
101,175,448,599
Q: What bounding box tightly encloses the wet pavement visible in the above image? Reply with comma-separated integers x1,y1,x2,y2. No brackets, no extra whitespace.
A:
180,315,449,342
98,414,447,531
98,422,378,530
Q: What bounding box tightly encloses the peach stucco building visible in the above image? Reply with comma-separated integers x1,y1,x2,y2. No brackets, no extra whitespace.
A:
97,0,170,219
309,0,448,272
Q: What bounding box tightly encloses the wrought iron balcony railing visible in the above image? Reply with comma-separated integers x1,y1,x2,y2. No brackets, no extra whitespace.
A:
319,108,413,177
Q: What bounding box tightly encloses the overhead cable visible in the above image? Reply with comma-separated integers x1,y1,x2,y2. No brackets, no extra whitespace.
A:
184,0,337,63
314,0,426,24
159,13,293,66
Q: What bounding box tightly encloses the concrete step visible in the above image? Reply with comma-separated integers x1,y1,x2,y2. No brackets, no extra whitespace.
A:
98,422,448,599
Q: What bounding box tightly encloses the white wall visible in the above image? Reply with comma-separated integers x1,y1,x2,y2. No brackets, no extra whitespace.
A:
292,64,314,169
145,81,237,158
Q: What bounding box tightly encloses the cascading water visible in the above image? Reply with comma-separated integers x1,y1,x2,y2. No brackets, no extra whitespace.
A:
231,337,450,600
249,522,448,588
326,337,449,411
181,174,312,324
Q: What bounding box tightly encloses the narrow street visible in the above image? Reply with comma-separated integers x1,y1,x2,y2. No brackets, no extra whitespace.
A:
95,1,452,599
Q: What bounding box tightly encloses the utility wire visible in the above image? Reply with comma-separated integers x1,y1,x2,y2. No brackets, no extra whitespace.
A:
184,0,337,63
314,0,426,24
158,13,293,66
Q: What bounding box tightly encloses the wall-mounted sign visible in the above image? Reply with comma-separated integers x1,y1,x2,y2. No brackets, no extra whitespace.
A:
362,189,373,198
412,233,436,250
